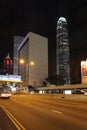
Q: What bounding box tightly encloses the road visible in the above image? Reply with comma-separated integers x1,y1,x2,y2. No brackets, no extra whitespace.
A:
0,94,87,130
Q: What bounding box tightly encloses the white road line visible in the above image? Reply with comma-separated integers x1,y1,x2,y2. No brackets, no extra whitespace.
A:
51,109,63,114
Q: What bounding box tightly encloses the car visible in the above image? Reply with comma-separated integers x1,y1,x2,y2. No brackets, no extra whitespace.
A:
72,89,84,94
1,92,12,98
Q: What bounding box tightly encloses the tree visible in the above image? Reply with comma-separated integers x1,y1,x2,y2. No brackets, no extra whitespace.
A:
28,85,35,92
45,75,64,86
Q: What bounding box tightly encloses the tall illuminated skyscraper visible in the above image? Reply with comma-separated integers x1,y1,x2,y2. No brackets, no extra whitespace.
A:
56,17,70,85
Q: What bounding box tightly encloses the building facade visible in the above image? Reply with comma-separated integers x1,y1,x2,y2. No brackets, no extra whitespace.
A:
18,32,48,87
56,17,70,85
13,36,24,75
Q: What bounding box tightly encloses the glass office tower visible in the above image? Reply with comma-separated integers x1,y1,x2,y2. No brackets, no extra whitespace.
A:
56,17,70,85
13,36,24,75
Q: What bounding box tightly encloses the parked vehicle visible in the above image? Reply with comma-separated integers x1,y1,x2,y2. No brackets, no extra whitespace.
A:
72,89,84,94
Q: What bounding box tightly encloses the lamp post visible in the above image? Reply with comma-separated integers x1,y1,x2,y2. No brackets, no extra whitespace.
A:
18,59,25,88
18,59,25,77
19,58,35,87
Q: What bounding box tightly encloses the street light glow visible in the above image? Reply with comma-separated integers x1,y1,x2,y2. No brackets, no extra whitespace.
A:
30,61,35,66
19,59,24,64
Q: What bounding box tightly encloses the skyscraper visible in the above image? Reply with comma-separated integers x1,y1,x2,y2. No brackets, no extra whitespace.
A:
13,36,24,75
56,17,70,85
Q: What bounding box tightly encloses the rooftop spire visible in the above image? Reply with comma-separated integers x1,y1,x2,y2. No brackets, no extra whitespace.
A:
5,53,11,60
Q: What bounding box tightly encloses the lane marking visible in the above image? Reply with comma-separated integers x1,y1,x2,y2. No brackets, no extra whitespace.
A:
0,105,26,130
51,109,63,114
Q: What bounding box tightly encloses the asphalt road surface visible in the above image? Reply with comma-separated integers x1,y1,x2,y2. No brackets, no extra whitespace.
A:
0,94,87,130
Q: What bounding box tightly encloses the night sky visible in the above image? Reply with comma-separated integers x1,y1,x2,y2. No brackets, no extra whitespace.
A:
0,0,87,82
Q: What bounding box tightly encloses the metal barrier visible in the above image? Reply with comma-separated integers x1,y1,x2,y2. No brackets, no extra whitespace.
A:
0,105,26,130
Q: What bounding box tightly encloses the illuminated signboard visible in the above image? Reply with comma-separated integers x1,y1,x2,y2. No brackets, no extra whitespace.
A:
81,60,87,76
0,75,21,82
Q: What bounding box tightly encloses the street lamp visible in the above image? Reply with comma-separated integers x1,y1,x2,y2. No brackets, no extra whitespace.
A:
19,59,35,87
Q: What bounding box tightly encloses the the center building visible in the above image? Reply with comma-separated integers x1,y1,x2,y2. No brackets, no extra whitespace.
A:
18,32,48,88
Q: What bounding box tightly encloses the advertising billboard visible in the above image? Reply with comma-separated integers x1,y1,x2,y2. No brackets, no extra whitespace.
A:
81,60,87,76
81,60,87,83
